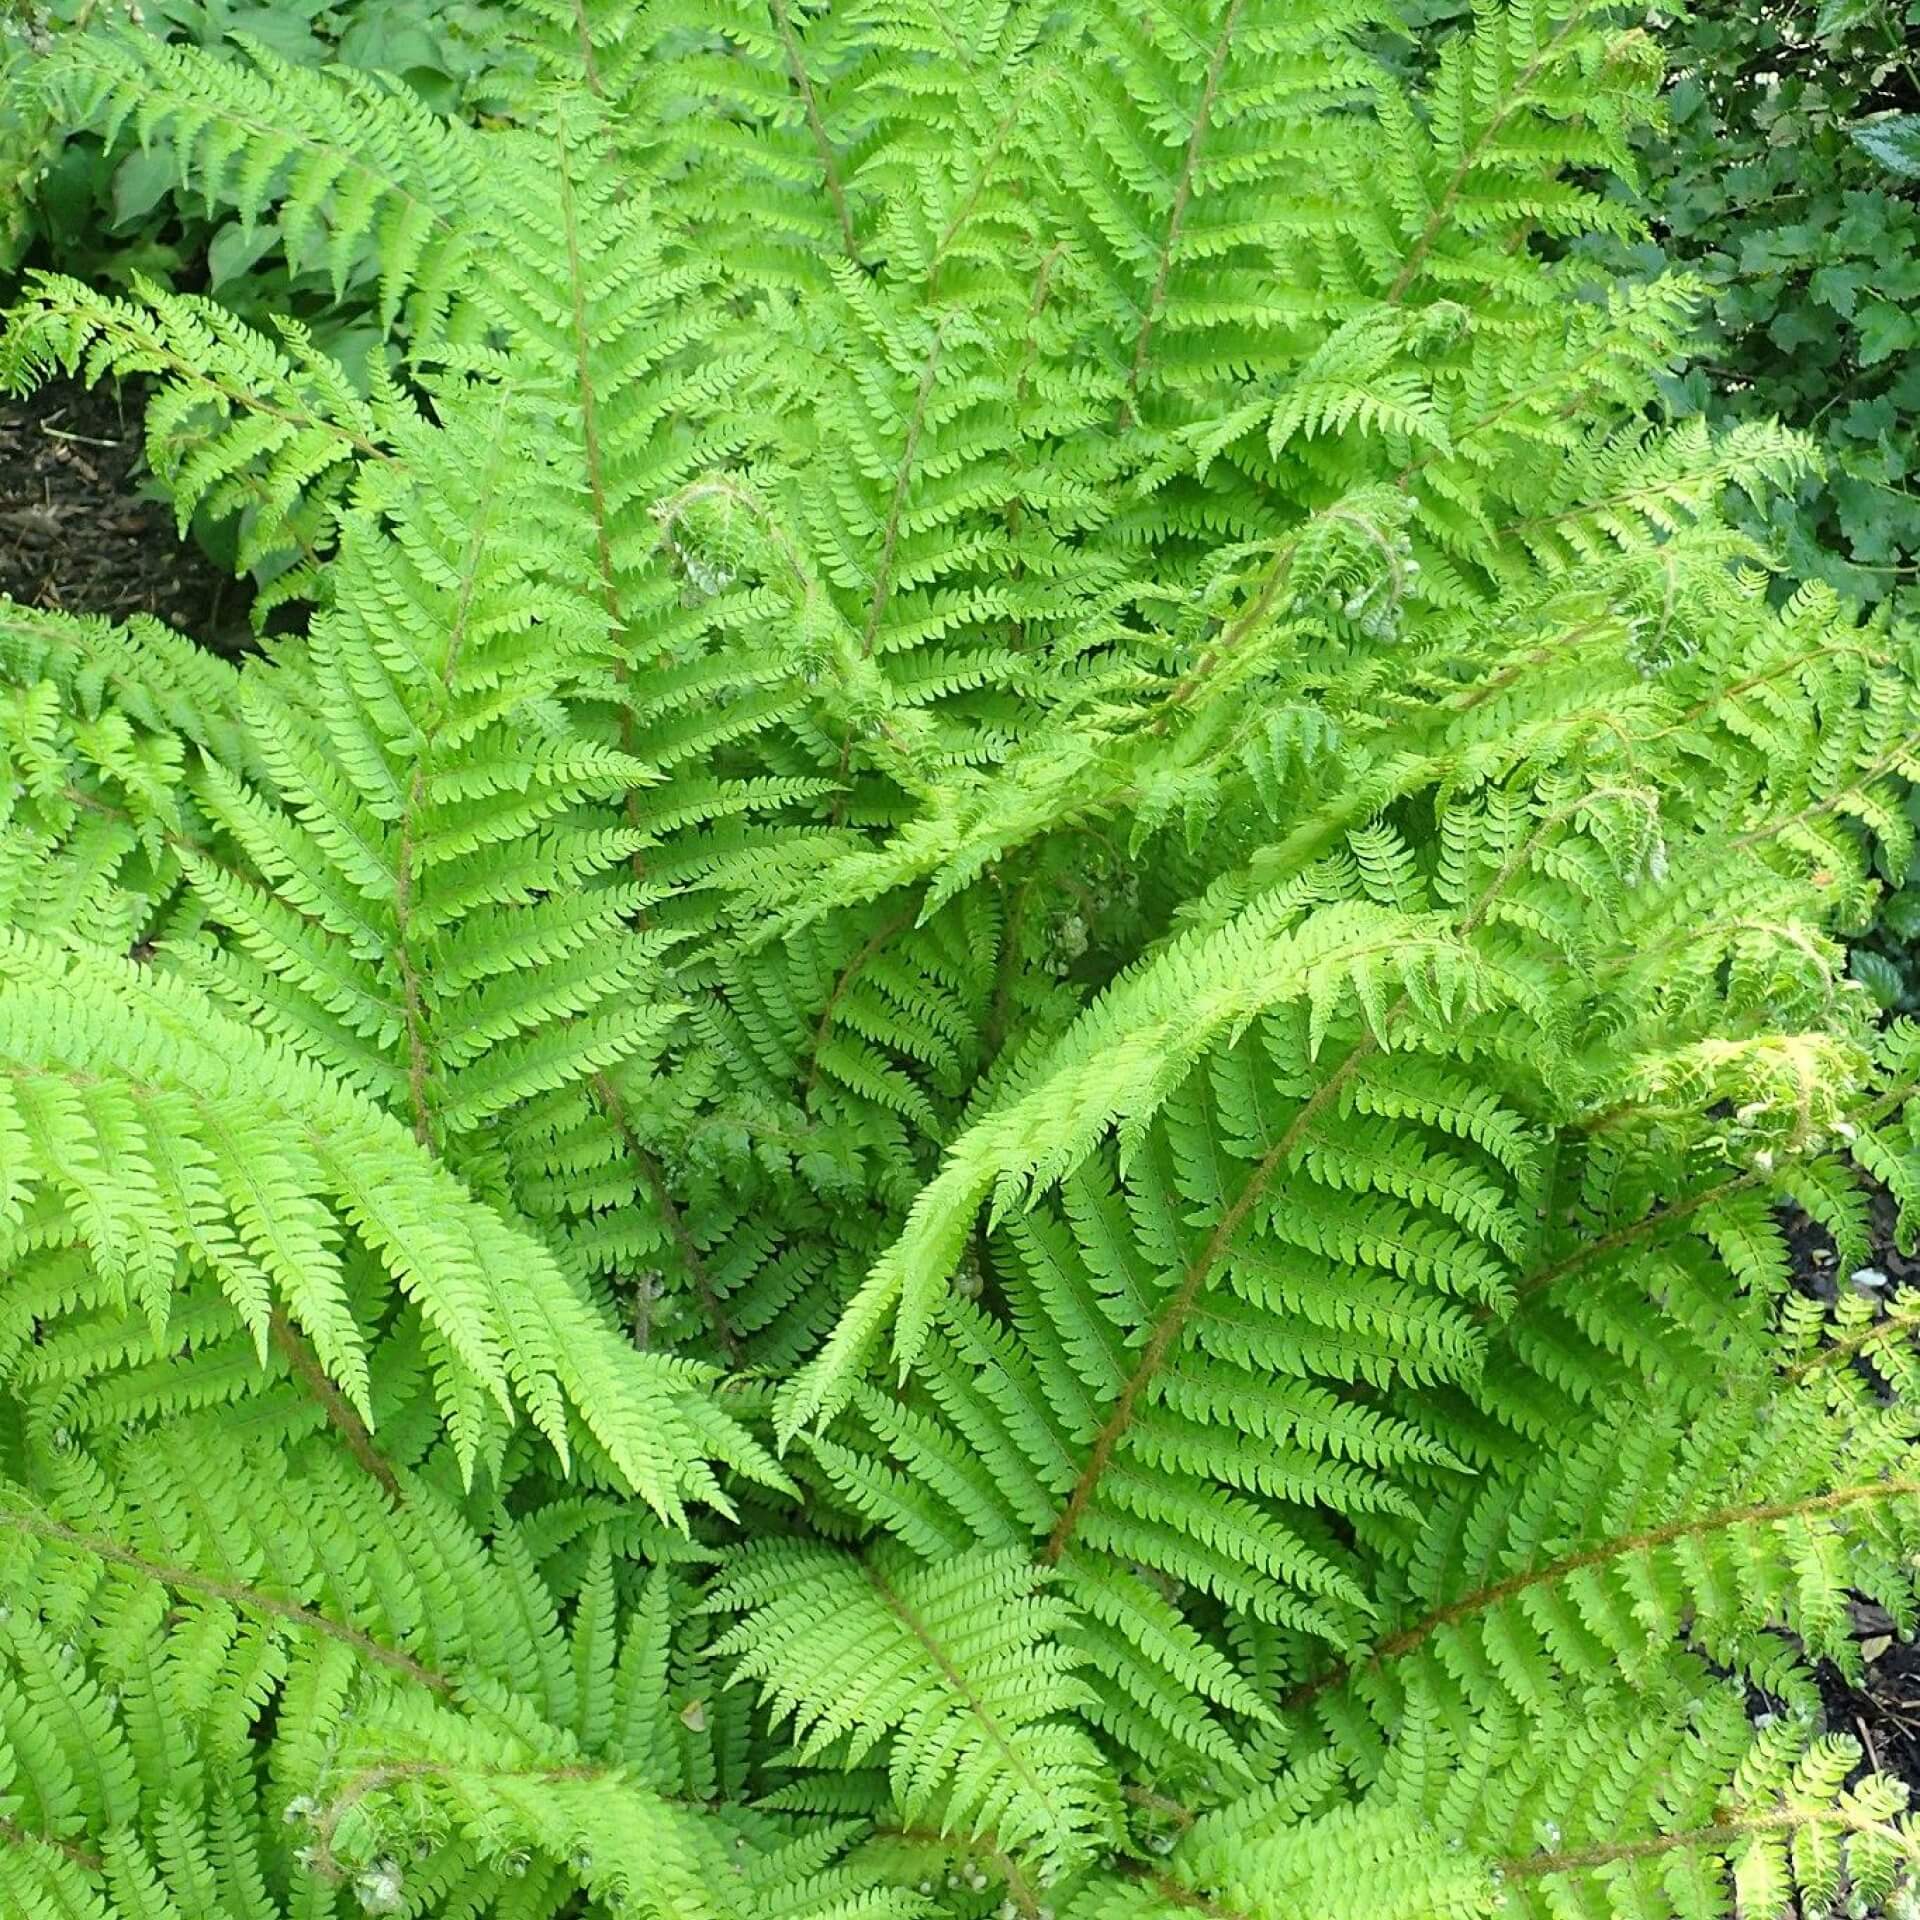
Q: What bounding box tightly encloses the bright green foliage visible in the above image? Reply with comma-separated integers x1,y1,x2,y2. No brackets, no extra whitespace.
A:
1576,0,1920,615
711,1542,1115,1874
4,3,1920,1917
1541,0,1920,1013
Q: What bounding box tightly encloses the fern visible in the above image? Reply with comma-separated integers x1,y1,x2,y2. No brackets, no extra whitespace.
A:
0,277,419,612
38,26,479,336
4,1,1920,1915
711,1540,1116,1872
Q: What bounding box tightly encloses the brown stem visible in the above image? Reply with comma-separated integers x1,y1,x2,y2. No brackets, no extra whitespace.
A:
388,404,510,1148
1395,333,1634,489
1512,1169,1761,1307
592,1072,742,1365
1040,793,1607,1565
556,142,618,628
830,334,944,817
22,311,396,464
1123,0,1246,423
768,0,860,261
1150,502,1395,730
1041,1040,1374,1564
1147,1873,1253,1919
270,1306,401,1498
804,906,920,1097
1283,1475,1920,1712
928,98,1027,286
1728,741,1916,853
863,1559,1059,1815
1151,549,1297,726
388,767,439,1149
980,875,1034,1073
0,1510,452,1694
1656,640,1886,735
1385,15,1586,304
570,0,605,97
1146,1803,1916,1918
861,338,943,659
551,123,655,903
1449,617,1612,713
1789,1299,1920,1384
1508,1804,1920,1879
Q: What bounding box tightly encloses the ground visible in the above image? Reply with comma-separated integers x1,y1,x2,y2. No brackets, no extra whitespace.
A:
5,368,1920,1821
0,373,249,642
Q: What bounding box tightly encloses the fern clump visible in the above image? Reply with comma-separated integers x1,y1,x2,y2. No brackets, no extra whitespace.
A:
3,3,1920,1917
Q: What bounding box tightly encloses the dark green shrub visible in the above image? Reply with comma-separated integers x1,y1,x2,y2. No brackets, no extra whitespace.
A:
2,0,508,372
1615,1,1920,614
1612,2,1920,1008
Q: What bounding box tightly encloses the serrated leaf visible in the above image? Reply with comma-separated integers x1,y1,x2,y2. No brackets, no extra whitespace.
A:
1851,112,1920,179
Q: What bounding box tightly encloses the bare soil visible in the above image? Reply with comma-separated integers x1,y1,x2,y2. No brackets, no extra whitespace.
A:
0,373,250,645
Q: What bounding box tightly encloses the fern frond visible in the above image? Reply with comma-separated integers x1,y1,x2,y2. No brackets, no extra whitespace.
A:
34,27,480,338
712,1540,1116,1875
1,273,417,595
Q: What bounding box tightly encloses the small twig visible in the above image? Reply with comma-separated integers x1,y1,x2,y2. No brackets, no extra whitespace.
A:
270,1306,402,1500
37,423,121,450
0,1814,104,1872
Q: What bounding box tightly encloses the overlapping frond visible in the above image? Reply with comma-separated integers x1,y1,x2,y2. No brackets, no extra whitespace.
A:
713,1540,1116,1875
0,925,777,1517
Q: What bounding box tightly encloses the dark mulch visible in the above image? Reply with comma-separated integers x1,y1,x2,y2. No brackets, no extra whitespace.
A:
0,374,250,644
1784,1179,1920,1793
1820,1607,1920,1792
1783,1182,1920,1311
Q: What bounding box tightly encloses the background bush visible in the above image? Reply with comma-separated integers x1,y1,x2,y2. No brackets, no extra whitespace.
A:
1390,0,1920,611
1397,0,1920,1008
1615,1,1920,1009
1617,1,1919,612
1,0,506,380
